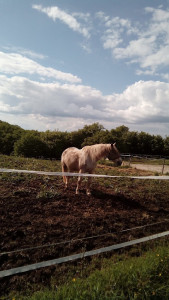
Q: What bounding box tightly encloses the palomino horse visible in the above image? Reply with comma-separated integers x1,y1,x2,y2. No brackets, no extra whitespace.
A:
61,143,122,195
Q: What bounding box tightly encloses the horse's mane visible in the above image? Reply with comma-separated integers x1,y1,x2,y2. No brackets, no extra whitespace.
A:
82,144,111,161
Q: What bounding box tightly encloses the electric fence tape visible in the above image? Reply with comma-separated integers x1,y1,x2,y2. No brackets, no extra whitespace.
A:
0,230,169,278
0,168,169,180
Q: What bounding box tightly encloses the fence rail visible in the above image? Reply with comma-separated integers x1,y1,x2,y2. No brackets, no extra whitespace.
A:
1,230,169,278
0,168,169,180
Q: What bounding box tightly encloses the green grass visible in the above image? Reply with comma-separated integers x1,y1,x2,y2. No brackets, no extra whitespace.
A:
0,154,61,172
10,243,169,300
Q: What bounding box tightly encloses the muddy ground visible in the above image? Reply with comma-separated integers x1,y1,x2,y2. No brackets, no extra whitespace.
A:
1,168,169,296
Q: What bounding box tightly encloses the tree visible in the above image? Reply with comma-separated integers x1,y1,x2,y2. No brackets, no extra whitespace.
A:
0,120,23,155
137,132,153,154
82,130,111,146
0,119,167,158
14,132,49,158
125,131,139,153
41,130,71,159
151,135,164,155
109,126,129,152
71,123,105,148
163,137,169,156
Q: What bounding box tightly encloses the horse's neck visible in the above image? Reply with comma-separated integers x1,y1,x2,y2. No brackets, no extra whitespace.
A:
91,144,110,161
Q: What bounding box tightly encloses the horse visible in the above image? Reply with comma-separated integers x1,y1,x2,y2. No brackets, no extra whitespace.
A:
61,143,122,196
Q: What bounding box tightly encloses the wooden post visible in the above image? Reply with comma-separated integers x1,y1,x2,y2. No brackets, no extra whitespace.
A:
162,158,165,175
129,155,132,167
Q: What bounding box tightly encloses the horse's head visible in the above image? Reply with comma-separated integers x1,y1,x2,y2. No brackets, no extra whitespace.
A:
108,143,122,166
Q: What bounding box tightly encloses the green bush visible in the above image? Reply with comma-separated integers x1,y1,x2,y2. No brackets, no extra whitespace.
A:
14,132,49,158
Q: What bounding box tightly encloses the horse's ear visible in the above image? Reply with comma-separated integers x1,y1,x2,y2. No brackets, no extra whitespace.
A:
111,142,116,147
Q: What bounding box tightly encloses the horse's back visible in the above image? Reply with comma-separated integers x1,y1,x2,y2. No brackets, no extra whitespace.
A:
61,145,102,173
61,147,81,172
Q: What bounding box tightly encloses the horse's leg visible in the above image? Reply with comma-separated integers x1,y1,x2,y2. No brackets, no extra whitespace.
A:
76,171,92,195
76,170,83,195
65,175,70,189
62,163,68,189
86,173,92,196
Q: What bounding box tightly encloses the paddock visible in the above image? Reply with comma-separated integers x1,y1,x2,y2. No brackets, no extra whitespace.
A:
0,158,169,294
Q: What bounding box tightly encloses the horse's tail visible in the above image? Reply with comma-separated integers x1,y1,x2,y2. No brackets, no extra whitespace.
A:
61,158,67,184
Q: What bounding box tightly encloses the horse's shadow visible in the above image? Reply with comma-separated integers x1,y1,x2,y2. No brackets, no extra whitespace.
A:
64,183,144,211
63,184,169,216
91,189,169,216
91,189,149,212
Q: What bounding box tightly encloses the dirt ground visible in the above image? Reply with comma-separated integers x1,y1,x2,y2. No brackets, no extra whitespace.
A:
1,170,169,296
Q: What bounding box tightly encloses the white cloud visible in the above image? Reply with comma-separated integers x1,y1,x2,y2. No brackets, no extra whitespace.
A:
0,75,169,135
111,80,169,123
145,7,169,22
98,7,169,78
97,14,133,50
72,12,91,23
95,11,110,23
80,43,92,53
33,5,90,38
140,45,169,69
0,51,81,83
105,16,131,29
162,73,169,80
2,46,47,60
114,36,156,59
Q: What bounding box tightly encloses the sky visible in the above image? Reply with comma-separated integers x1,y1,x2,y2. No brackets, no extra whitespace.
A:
0,0,169,136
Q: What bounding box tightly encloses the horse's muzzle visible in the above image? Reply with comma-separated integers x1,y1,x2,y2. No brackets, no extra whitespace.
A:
114,157,122,166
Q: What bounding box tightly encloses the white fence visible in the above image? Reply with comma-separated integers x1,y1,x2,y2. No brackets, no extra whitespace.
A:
0,168,169,180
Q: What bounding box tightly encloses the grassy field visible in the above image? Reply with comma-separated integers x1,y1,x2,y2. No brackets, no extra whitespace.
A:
1,154,169,300
8,241,169,300
0,154,62,171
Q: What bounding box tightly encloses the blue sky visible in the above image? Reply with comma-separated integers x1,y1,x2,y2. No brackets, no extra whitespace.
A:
0,0,169,136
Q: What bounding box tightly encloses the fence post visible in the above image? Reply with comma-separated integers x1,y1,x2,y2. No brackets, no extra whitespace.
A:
162,158,165,175
129,155,132,167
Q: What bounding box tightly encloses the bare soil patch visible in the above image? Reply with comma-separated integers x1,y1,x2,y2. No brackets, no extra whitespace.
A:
1,166,169,295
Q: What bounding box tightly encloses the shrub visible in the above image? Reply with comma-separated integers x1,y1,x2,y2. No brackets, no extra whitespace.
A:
14,133,49,158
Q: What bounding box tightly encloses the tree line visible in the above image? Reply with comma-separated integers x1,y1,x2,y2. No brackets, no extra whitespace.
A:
0,120,169,159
